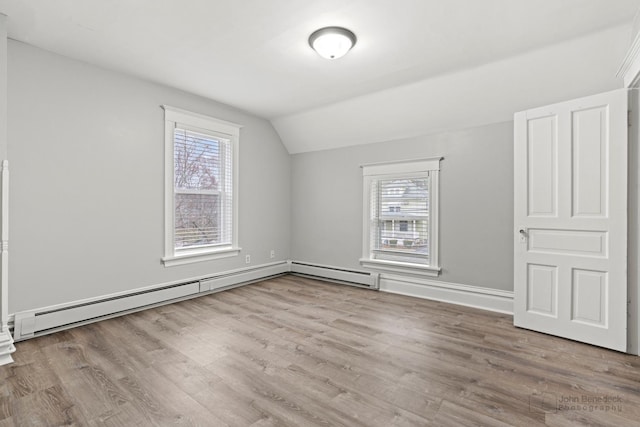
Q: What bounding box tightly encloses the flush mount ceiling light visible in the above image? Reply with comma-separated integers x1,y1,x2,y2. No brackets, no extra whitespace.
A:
308,26,357,59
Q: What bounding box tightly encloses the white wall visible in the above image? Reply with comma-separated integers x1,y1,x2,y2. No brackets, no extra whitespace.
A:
7,41,291,313
275,25,631,154
290,121,514,292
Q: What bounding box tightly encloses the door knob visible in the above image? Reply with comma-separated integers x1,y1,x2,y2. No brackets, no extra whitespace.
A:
518,229,527,242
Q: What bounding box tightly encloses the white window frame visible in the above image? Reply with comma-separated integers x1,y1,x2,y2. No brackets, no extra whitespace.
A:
161,105,241,267
360,157,442,276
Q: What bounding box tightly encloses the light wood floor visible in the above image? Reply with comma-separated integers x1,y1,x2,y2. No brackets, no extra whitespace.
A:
1,275,639,426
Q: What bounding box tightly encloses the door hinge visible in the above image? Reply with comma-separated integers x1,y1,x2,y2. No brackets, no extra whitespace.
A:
629,110,632,127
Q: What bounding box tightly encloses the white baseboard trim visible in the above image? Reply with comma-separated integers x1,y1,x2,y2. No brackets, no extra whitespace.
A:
379,274,514,314
11,261,289,341
0,329,15,366
286,261,512,315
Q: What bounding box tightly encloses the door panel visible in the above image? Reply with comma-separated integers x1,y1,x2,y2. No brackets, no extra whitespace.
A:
514,89,628,352
527,229,607,257
527,115,557,217
571,269,607,326
526,264,557,316
572,106,607,217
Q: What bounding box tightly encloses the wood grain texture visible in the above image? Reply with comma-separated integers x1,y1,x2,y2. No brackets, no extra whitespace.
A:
1,274,639,426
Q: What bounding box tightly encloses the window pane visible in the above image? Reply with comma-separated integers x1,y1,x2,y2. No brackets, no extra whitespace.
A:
175,193,221,248
174,129,225,191
173,127,233,251
379,178,429,217
377,219,429,256
374,177,429,260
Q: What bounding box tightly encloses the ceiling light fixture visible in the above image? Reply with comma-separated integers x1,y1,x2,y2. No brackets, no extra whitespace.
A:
308,26,357,60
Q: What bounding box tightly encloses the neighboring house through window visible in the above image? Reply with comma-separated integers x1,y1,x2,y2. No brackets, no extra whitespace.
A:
162,106,241,266
360,158,442,276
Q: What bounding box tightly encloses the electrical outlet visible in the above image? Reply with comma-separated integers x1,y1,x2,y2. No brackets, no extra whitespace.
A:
270,249,275,259
245,254,251,264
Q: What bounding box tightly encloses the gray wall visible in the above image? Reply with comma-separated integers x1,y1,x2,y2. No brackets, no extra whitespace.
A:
7,41,291,313
0,15,6,159
291,122,514,292
6,39,516,315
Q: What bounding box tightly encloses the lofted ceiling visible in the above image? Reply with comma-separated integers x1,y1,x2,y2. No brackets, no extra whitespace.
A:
1,0,639,152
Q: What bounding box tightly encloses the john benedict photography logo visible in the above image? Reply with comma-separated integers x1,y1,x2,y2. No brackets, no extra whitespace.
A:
530,392,624,414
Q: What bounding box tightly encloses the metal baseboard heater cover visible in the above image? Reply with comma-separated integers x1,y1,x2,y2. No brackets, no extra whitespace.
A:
11,261,376,341
289,261,379,289
12,262,289,341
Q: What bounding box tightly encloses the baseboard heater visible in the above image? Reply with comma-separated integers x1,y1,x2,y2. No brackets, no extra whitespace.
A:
12,261,289,341
289,261,379,289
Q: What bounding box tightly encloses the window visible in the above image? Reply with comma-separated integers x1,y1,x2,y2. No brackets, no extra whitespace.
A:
360,158,442,276
162,106,241,266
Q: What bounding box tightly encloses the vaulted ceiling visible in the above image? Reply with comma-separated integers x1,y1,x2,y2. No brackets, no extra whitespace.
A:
1,0,639,152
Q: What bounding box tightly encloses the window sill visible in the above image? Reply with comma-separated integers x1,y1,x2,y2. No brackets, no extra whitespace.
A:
359,258,441,277
163,247,241,267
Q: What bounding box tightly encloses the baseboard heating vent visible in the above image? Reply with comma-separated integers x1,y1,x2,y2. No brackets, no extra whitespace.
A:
13,261,290,341
199,262,289,292
13,281,200,341
289,261,379,289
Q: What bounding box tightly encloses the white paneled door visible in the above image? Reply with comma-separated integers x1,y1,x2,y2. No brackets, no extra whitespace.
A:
514,89,628,352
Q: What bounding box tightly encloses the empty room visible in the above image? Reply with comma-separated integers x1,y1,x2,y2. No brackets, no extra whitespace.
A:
1,0,640,425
